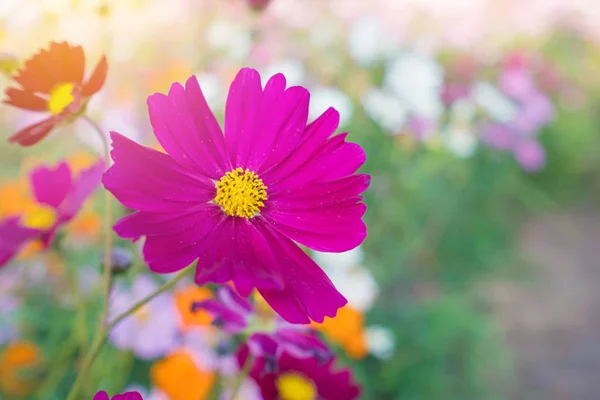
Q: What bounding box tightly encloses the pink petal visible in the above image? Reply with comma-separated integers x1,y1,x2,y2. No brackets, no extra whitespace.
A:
261,107,340,185
254,220,347,324
254,86,310,173
270,132,366,192
30,162,72,209
92,391,110,400
224,68,263,168
0,217,39,268
227,71,310,172
194,217,284,296
263,202,367,253
103,132,215,213
60,160,105,220
263,174,369,252
147,77,229,179
139,204,223,273
7,116,61,147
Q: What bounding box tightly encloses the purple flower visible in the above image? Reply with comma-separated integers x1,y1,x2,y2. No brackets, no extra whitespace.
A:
0,160,104,268
196,285,333,372
241,348,361,400
509,90,554,136
102,68,369,324
0,217,39,268
0,268,20,345
93,390,143,400
513,139,546,172
28,160,105,246
108,275,179,360
499,67,538,102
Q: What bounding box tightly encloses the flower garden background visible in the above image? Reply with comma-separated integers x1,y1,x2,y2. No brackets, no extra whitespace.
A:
1,0,600,399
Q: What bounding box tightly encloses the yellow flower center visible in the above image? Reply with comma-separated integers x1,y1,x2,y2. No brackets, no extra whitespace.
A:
48,82,75,115
22,204,57,230
214,168,268,218
276,372,317,400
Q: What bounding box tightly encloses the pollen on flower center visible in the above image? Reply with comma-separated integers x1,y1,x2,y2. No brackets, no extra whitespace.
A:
214,168,268,218
22,204,56,230
276,372,317,400
48,82,75,115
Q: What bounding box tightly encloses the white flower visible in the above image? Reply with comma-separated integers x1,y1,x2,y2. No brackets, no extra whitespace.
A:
472,81,518,123
361,89,408,134
384,52,444,120
327,266,379,312
441,99,477,158
347,16,396,65
205,20,252,62
194,72,225,109
312,246,364,272
441,126,477,158
261,59,306,87
309,86,353,127
365,325,395,360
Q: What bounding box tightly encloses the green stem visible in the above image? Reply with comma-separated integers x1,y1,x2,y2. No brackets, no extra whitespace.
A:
82,114,113,326
228,354,253,400
206,372,221,400
65,267,192,400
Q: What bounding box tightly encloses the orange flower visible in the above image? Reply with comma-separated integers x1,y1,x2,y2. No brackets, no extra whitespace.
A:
174,286,213,330
0,179,32,218
0,341,44,398
4,42,108,146
151,351,215,400
312,304,368,359
65,210,102,240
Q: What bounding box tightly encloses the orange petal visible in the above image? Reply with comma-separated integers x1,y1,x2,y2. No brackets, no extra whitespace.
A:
151,351,215,400
4,88,48,111
8,116,60,146
82,55,108,96
13,42,85,94
175,286,213,329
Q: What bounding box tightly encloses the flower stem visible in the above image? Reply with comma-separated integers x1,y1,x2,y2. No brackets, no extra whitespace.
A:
82,114,113,326
228,354,253,400
65,267,192,400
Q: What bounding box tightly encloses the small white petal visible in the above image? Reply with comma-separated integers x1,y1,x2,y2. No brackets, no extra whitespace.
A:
309,86,353,127
365,325,395,360
472,82,518,123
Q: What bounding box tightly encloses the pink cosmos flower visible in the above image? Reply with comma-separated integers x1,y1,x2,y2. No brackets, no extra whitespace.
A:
240,347,361,400
195,285,333,372
93,390,143,400
0,218,39,267
0,160,105,268
103,68,369,324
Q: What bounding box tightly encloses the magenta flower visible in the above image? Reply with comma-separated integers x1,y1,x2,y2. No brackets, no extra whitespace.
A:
0,217,39,267
0,160,104,268
195,285,333,371
108,274,179,359
240,348,361,400
103,68,369,324
28,160,105,246
93,390,143,400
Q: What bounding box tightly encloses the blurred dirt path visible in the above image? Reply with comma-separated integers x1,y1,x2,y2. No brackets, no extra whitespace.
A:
490,205,600,400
